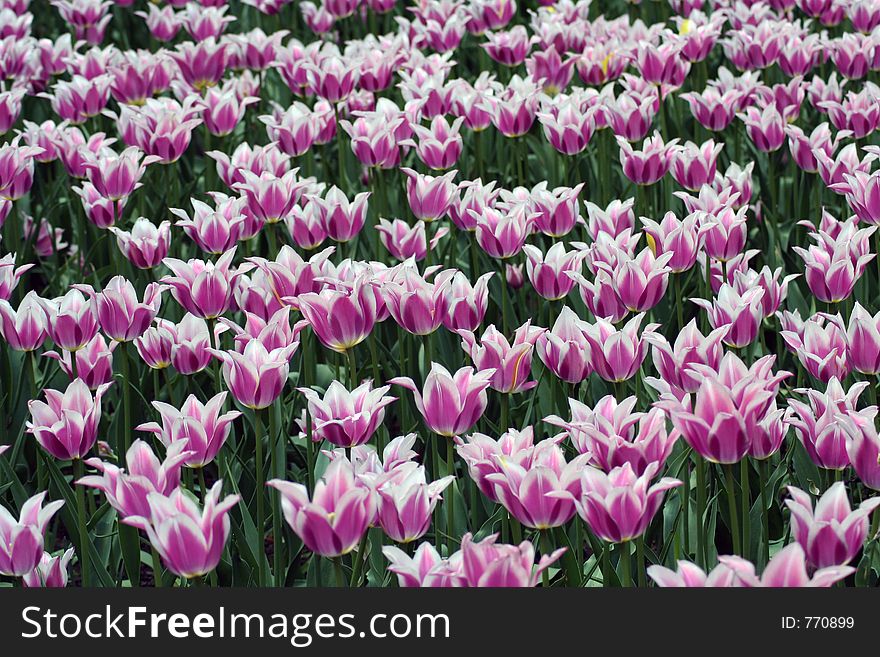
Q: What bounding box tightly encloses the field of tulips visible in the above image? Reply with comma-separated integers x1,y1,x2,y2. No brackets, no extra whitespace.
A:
4,0,880,590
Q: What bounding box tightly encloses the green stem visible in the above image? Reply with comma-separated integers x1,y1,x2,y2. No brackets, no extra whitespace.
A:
151,546,163,588
759,458,770,568
73,459,90,587
254,409,266,586
540,530,552,587
636,536,646,587
333,557,346,588
349,532,368,587
741,458,751,561
724,464,742,556
695,454,707,568
119,343,132,459
446,438,455,554
270,403,283,587
618,542,631,587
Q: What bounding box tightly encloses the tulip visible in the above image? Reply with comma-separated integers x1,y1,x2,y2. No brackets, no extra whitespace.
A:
663,375,773,464
692,284,764,348
136,392,241,468
171,194,246,255
617,132,680,186
376,219,448,262
645,319,726,399
487,443,589,529
26,379,111,461
79,276,164,343
787,483,880,569
295,275,378,353
671,139,723,191
442,271,493,332
299,380,396,448
458,321,544,394
82,146,153,202
0,290,49,352
403,115,464,171
846,302,880,374
0,253,32,302
564,462,681,543
522,243,583,301
309,186,370,243
161,248,246,320
536,305,592,384
383,541,465,586
382,264,453,336
22,548,75,588
582,313,657,383
209,338,298,410
247,245,334,312
458,533,564,587
641,211,701,273
41,288,98,352
125,482,239,579
473,204,536,259
455,427,542,501
376,463,454,543
390,363,493,437
0,492,65,576
78,440,191,519
650,544,854,587
793,227,875,303
45,333,117,390
781,313,851,383
401,168,458,222
844,414,880,490
546,396,679,475
787,377,868,471
268,456,373,557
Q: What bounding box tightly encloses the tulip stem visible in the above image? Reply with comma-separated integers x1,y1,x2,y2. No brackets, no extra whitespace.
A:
636,536,646,587
254,409,266,586
270,403,283,587
500,392,509,432
723,464,741,555
540,530,552,587
119,342,132,460
349,533,368,587
759,458,770,568
741,459,751,561
695,454,707,568
446,438,455,555
73,458,90,587
333,557,346,588
151,546,163,587
679,450,690,558
618,542,631,587
346,348,357,390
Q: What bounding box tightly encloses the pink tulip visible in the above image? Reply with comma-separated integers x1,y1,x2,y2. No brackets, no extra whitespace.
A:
0,290,49,352
442,271,493,332
546,396,679,475
382,264,453,335
671,139,723,191
617,132,679,186
27,379,111,461
458,321,545,393
269,456,373,558
136,392,241,468
787,483,880,569
45,333,117,390
582,313,657,383
844,413,880,490
564,462,681,543
645,319,726,399
125,482,239,579
692,284,764,348
299,380,395,448
296,275,378,353
21,548,75,588
161,248,246,320
309,186,370,243
375,463,454,543
78,440,191,519
108,218,171,270
522,242,583,301
171,194,246,255
536,306,592,384
209,338,298,410
0,492,64,576
401,167,458,222
846,302,880,374
390,363,493,437
0,253,31,302
473,204,536,259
